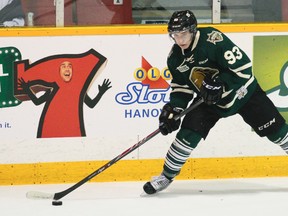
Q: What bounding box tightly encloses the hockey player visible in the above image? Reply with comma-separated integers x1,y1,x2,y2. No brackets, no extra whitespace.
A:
143,10,288,194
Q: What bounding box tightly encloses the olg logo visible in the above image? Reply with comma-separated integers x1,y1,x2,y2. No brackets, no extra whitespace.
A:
115,64,172,105
133,67,171,82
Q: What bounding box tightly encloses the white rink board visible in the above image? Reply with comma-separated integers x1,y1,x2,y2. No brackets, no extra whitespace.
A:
0,31,287,164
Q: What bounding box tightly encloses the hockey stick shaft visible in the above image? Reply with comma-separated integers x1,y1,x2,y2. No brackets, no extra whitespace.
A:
27,98,203,200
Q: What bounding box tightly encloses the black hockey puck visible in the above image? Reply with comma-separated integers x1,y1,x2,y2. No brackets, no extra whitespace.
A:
52,200,63,206
143,182,156,194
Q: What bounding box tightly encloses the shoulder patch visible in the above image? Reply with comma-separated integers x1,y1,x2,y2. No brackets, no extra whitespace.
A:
207,31,223,45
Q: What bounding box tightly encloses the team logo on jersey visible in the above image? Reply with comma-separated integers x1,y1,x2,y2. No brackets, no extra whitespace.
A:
190,67,219,89
207,31,223,45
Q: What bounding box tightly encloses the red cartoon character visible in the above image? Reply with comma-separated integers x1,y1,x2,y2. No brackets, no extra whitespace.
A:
15,49,111,138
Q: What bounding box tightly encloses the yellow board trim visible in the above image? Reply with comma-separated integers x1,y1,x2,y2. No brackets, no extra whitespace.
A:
0,23,287,37
1,156,288,185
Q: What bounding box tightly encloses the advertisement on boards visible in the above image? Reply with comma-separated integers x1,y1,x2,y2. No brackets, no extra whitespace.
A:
0,34,175,163
0,32,287,164
253,35,288,120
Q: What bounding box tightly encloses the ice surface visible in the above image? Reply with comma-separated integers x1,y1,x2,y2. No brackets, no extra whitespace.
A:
1,177,288,216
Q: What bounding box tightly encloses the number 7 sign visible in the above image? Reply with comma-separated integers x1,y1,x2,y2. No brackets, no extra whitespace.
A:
11,48,110,138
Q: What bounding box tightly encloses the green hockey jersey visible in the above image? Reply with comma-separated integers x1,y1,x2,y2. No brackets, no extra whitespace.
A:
167,27,258,117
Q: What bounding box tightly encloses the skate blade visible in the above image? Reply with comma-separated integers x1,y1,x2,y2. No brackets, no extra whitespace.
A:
139,191,159,197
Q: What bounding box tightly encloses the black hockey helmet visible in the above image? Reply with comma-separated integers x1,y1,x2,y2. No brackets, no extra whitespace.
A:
168,10,197,35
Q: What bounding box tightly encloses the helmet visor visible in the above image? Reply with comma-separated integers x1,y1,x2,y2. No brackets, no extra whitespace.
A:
169,30,192,40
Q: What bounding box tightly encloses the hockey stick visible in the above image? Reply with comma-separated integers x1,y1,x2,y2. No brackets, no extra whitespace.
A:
26,98,203,201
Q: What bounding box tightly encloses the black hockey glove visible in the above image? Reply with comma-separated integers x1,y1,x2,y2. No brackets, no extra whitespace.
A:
159,103,183,135
200,75,223,105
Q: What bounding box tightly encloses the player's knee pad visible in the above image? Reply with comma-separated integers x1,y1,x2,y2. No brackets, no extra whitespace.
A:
175,128,202,149
267,124,288,151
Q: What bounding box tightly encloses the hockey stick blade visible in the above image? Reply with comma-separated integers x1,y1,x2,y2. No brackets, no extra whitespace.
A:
26,98,203,201
26,191,54,200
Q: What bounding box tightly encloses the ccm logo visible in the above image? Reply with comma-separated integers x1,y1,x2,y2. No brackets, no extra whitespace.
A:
258,118,276,131
202,80,222,90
